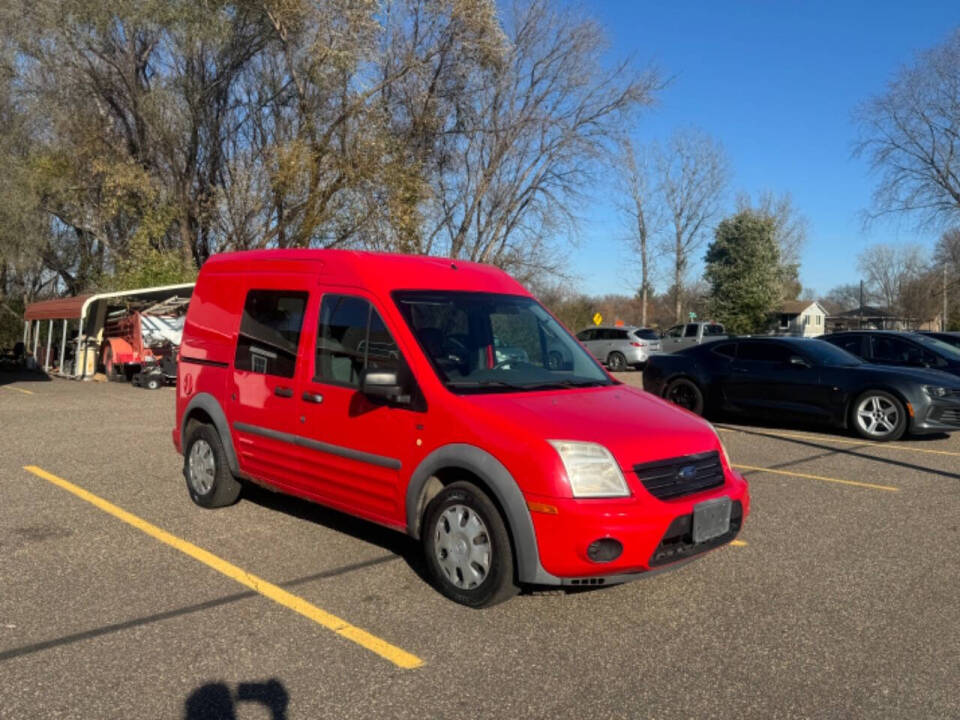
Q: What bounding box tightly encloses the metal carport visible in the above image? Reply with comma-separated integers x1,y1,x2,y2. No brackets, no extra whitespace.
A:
23,283,195,379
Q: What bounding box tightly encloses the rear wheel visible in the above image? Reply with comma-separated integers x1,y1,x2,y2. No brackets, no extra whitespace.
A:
422,482,518,608
664,377,705,415
607,351,627,372
851,390,906,441
183,422,242,508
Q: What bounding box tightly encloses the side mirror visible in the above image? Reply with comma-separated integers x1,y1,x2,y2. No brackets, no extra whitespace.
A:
360,368,411,404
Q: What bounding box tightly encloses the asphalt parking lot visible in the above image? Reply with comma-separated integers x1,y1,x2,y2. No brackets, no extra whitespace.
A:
2,371,959,719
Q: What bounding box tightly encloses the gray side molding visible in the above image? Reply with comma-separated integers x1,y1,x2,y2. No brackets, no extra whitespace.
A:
406,444,559,585
181,393,241,476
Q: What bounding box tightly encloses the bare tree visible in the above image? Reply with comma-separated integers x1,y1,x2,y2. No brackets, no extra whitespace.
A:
856,242,928,311
825,283,869,312
618,138,660,326
653,129,728,322
736,190,807,298
420,0,662,280
855,29,960,228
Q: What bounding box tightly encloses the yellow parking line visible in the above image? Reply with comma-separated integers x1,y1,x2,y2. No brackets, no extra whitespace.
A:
730,540,747,547
733,463,899,492
718,426,960,458
1,385,34,395
23,465,423,670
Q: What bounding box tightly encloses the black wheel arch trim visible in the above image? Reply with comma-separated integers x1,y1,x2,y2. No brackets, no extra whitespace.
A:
180,393,241,476
406,443,560,585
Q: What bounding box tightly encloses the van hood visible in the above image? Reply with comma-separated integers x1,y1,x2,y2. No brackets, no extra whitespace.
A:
460,384,721,469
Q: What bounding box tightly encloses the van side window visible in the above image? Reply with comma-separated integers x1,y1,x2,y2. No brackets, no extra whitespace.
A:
315,295,401,387
234,290,308,378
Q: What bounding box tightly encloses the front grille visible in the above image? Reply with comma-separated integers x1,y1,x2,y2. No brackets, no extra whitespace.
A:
933,407,960,425
649,501,743,567
633,451,724,500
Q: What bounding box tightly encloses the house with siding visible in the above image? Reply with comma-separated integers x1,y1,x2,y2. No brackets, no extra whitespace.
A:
773,300,827,337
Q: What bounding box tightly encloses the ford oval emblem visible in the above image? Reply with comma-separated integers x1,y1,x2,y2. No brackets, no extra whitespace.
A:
678,465,697,481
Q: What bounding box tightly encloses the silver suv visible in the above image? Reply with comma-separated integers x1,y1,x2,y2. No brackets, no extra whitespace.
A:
576,326,661,371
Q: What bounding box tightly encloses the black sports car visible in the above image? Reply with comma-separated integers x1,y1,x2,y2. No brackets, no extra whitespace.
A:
643,337,960,441
822,330,960,378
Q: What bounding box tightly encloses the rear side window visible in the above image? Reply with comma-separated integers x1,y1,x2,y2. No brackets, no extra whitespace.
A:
712,342,737,359
612,329,629,340
831,335,863,356
234,290,308,378
315,295,401,387
738,342,791,363
684,324,699,338
706,324,724,336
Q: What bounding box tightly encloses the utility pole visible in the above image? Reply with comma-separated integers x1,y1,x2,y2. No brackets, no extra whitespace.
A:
859,279,864,330
945,264,950,332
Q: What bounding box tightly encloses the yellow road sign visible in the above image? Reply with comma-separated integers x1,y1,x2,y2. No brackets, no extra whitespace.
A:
593,312,602,326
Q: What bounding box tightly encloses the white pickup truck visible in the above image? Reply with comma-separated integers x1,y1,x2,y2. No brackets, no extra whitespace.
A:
659,322,727,353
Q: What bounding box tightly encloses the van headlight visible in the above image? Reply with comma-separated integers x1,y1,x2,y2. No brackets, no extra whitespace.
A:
548,441,630,498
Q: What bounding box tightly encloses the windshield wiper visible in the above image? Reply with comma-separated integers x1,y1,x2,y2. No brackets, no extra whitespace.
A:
521,379,609,390
445,379,529,390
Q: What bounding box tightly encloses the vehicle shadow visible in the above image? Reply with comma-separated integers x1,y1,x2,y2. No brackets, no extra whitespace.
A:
711,413,951,442
185,679,288,720
239,483,430,584
0,367,53,386
724,423,960,482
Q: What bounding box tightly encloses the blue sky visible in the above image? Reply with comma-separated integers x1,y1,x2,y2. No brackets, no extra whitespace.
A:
569,0,960,298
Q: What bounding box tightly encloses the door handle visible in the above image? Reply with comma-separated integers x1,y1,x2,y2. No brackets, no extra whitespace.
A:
274,386,293,398
302,392,324,404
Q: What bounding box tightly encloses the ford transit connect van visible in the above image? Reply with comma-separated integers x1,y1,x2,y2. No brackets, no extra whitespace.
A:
173,250,749,607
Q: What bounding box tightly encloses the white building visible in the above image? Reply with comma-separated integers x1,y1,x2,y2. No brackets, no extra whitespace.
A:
774,300,828,337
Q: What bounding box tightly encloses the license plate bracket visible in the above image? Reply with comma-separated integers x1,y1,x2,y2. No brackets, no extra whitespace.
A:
692,496,732,543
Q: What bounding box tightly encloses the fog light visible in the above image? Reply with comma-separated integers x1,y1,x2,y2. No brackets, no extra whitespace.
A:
587,538,623,563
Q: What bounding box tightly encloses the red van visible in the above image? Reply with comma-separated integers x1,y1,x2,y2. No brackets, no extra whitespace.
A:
173,250,749,607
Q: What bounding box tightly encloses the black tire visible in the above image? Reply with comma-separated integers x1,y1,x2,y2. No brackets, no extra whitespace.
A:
850,389,907,442
607,351,627,372
104,347,125,382
145,377,161,390
664,377,705,416
183,422,242,508
422,481,518,608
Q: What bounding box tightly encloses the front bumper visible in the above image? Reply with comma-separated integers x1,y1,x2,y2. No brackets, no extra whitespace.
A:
525,471,749,582
911,397,960,434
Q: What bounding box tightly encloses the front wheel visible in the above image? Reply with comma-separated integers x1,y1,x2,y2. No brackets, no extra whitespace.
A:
664,377,705,416
422,482,518,608
851,390,907,441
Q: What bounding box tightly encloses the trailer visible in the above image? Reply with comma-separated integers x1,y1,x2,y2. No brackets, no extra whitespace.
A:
100,298,189,381
22,283,194,380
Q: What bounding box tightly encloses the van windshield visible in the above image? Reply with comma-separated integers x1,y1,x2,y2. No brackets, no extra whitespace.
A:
393,291,612,393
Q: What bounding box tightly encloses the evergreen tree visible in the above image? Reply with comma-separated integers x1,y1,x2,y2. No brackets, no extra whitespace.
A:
705,210,782,334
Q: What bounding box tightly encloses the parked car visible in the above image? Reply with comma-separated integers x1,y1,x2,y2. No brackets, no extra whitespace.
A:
659,322,727,353
174,250,749,607
822,330,960,379
917,331,960,350
643,337,960,441
575,326,661,370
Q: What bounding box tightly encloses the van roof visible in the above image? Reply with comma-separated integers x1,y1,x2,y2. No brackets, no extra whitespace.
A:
201,249,528,296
